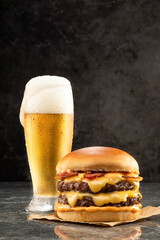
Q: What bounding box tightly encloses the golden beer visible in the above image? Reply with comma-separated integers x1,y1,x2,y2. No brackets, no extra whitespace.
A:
20,75,74,211
24,113,73,196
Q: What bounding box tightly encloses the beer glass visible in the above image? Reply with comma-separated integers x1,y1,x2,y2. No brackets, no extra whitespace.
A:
20,76,74,212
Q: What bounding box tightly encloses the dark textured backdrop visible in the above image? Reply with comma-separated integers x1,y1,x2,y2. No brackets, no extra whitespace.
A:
0,0,160,181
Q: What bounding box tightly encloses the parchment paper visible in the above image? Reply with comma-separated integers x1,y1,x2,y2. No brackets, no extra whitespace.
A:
28,206,160,226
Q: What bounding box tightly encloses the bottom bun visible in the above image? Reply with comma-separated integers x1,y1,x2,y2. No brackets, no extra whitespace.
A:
57,209,140,222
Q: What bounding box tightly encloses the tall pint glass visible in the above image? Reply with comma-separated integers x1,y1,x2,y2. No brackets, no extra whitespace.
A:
20,76,74,212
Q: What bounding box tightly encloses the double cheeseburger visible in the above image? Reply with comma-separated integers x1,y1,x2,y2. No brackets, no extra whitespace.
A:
54,147,142,222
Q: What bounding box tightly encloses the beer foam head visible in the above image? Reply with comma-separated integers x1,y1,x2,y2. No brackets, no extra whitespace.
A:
20,76,73,125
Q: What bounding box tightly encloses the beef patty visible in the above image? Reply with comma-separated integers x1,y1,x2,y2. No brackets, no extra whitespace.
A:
57,180,133,193
58,194,141,207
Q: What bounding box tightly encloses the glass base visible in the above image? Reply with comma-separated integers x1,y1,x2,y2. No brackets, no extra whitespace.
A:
25,195,57,213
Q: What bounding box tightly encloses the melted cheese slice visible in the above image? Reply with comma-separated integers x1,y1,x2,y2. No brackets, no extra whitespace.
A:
54,202,142,213
62,190,142,208
83,174,124,193
63,173,141,193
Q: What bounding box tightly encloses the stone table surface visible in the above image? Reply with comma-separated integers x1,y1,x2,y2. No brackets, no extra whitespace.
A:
0,182,160,239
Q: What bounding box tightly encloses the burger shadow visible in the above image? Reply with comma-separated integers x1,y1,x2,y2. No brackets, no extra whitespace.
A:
53,217,160,240
54,222,142,240
28,214,160,239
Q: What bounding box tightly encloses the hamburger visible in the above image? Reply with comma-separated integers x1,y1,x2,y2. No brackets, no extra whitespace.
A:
54,147,142,222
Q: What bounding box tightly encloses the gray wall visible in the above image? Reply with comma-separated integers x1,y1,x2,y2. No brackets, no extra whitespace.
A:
0,0,160,181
